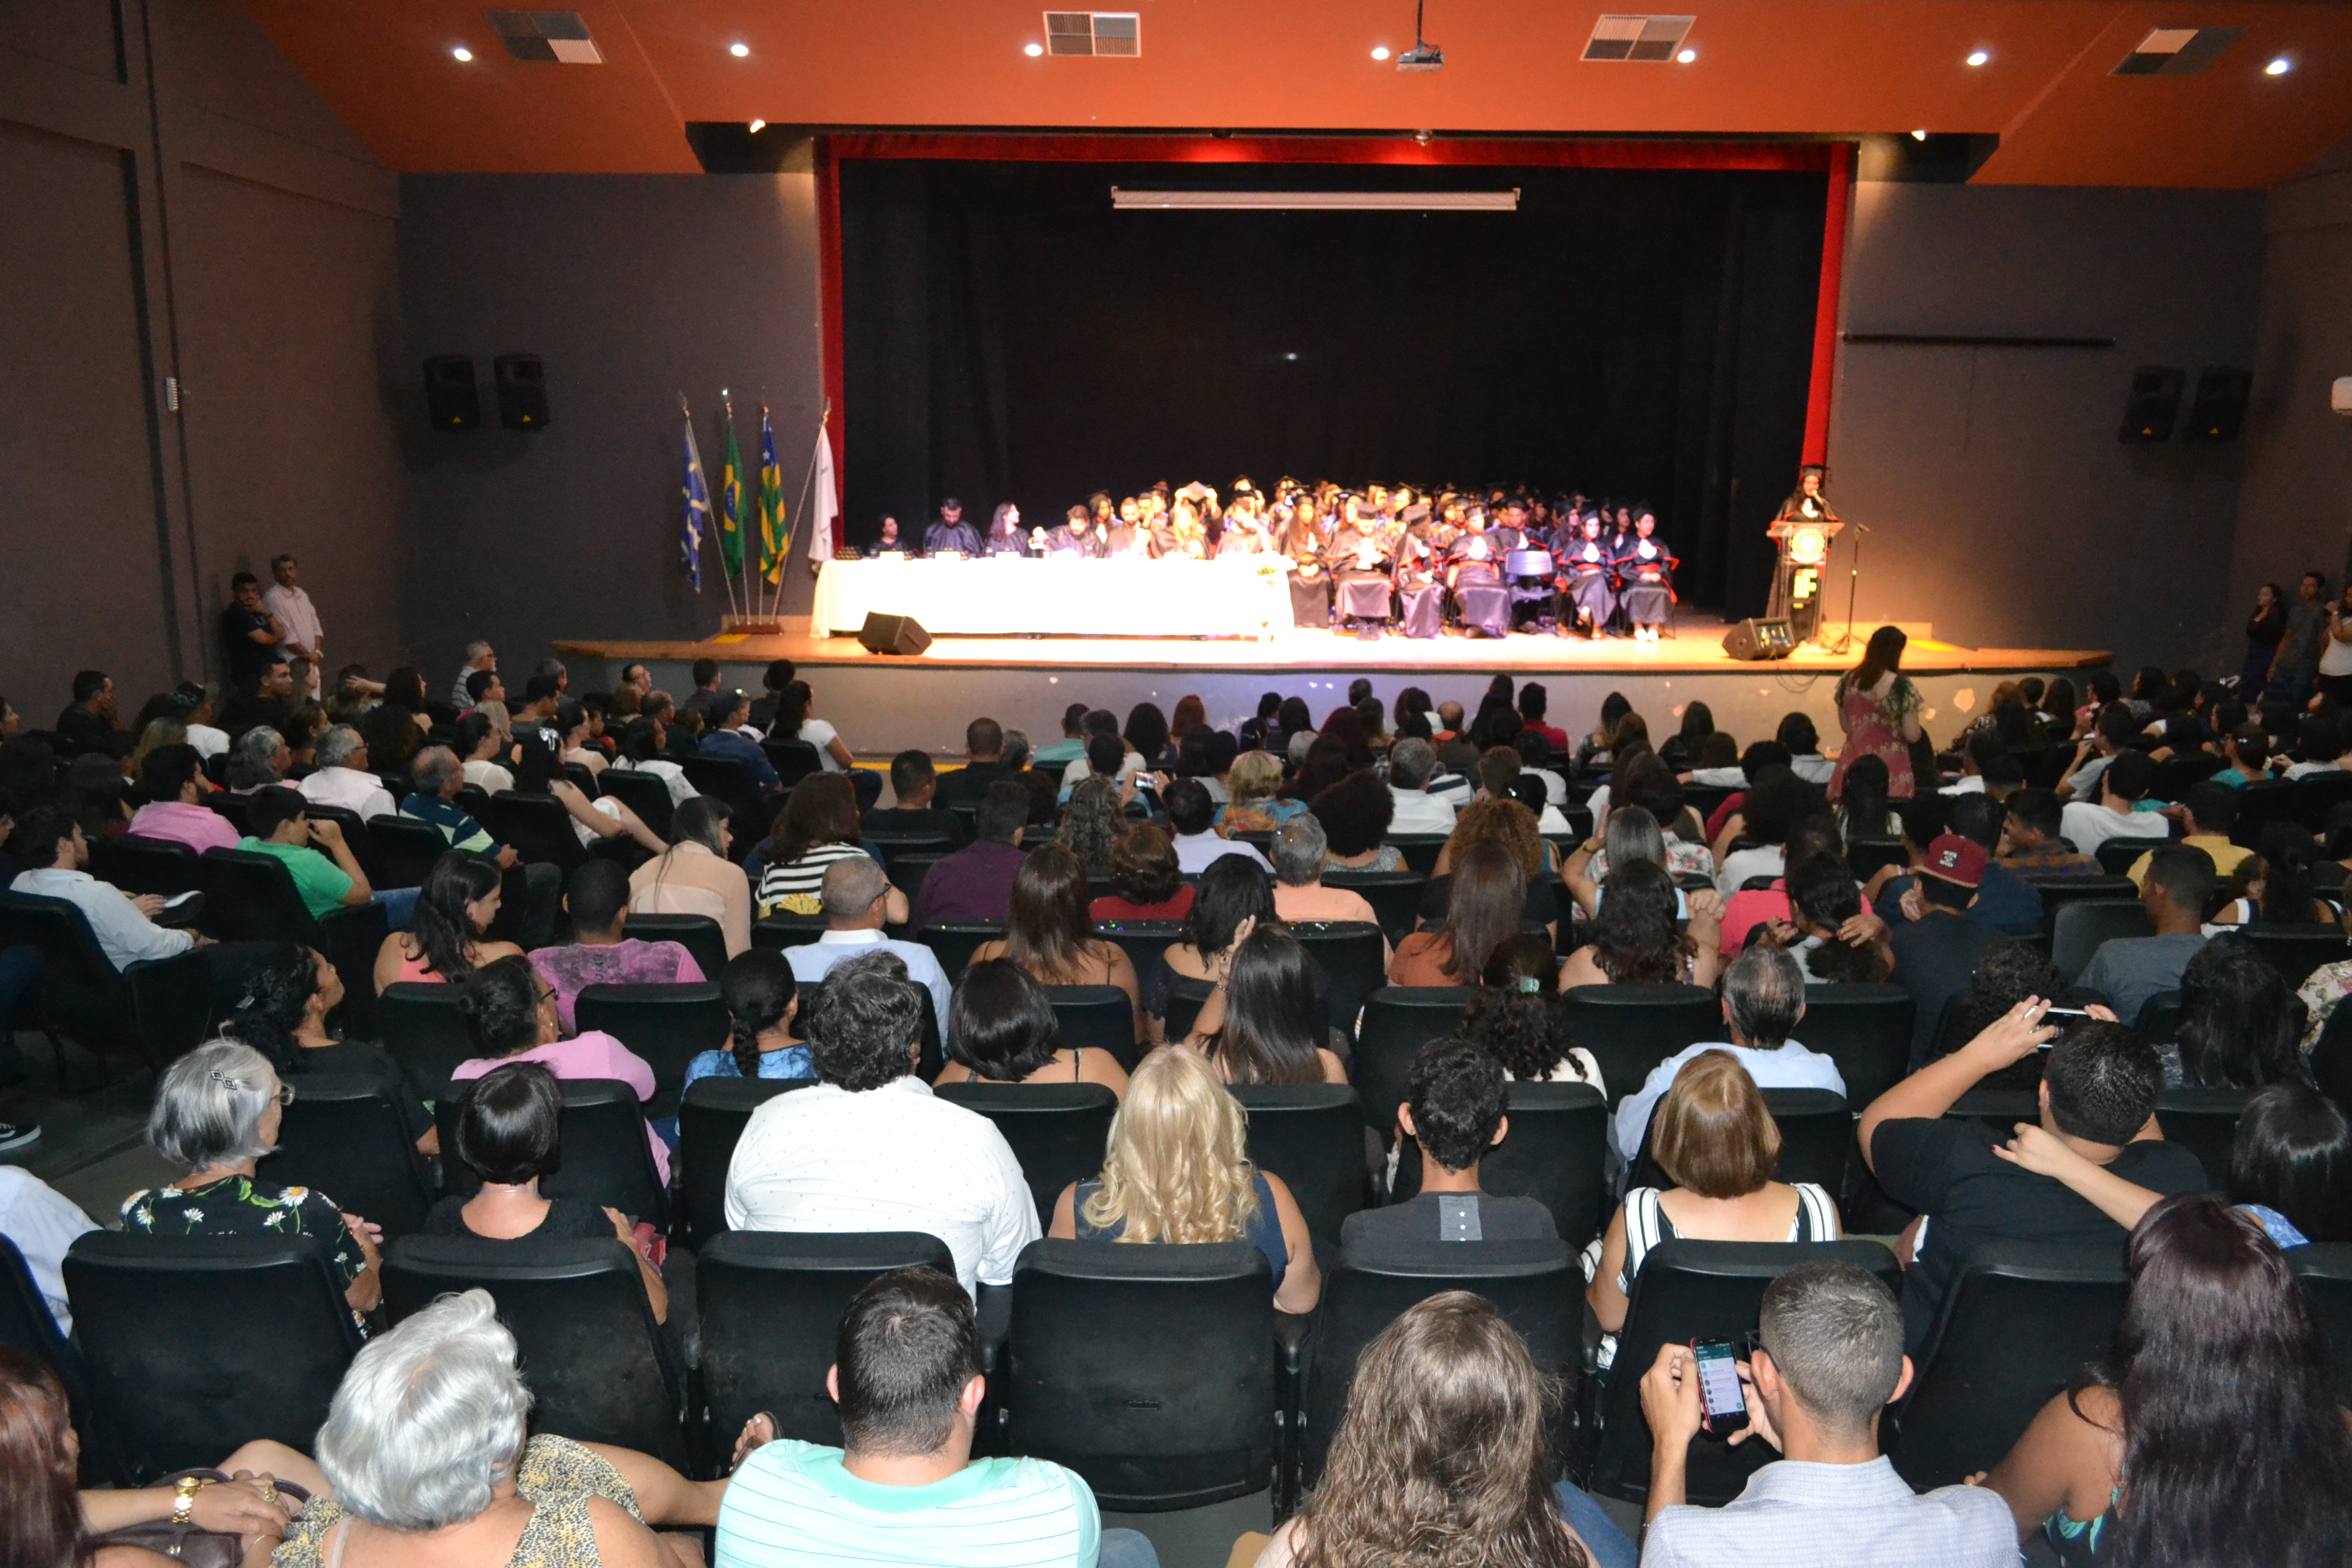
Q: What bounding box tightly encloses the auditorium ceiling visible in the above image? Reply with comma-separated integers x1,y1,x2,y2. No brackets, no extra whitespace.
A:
239,1,2352,186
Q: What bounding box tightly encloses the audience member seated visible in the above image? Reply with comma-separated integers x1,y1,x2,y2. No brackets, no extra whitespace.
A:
781,857,951,1041
1859,1006,2207,1352
1995,786,2099,875
1752,852,1894,983
1267,815,1383,936
426,1061,666,1319
2076,844,2214,1025
125,741,239,853
240,784,411,927
1476,746,1573,837
1253,1293,1630,1568
908,781,1029,928
1610,947,1847,1159
698,688,782,793
1980,1195,2352,1565
1090,822,1194,922
1590,1051,1842,1358
1049,1045,1319,1313
297,724,397,821
2126,781,2246,888
2225,1082,2352,1244
725,955,1039,1294
629,797,751,958
528,861,704,1033
2056,701,2140,803
124,1039,382,1325
1453,935,1602,1087
2211,722,2277,787
1185,926,1348,1085
448,955,668,1186
2061,748,2163,853
1310,768,1403,872
0,1164,94,1337
684,949,811,1089
1883,832,2007,1067
222,722,290,796
458,709,518,795
1558,858,1726,991
225,941,433,1154
936,959,1129,1094
1348,1038,1559,1251
613,717,697,806
1141,855,1276,1041
969,844,1141,1030
867,750,963,843
53,669,128,760
399,746,560,945
11,805,213,971
2161,934,2308,1090
1874,795,2041,933
1168,778,1272,875
1635,1261,2013,1566
1062,711,1145,795
766,679,874,808
720,1267,1155,1567
1384,736,1458,834
1058,775,1124,877
757,775,898,920
930,718,1013,813
1392,840,1531,988
1215,749,1301,835
374,852,524,992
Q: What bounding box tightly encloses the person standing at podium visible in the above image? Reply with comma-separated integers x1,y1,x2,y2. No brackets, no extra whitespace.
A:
923,498,981,557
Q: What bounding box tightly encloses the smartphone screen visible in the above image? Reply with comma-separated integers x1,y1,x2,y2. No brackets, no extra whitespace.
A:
1693,1339,1746,1424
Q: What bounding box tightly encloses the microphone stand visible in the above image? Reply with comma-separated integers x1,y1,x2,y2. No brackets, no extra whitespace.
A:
1828,519,1869,655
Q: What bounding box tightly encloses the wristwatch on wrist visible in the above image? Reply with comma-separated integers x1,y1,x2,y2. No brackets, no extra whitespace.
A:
172,1474,203,1525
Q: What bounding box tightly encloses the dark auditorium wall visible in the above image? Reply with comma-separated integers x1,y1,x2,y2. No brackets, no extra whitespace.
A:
394,173,826,671
1826,181,2263,670
0,0,405,713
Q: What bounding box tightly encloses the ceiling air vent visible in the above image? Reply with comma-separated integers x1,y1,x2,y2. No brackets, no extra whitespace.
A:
484,10,603,64
1045,12,1140,57
1583,15,1694,63
2111,26,2242,76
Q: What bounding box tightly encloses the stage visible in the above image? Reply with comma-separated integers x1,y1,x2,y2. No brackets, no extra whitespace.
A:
553,611,2109,763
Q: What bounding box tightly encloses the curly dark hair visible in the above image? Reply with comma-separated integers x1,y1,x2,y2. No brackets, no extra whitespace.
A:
217,942,324,1070
1946,940,2064,1091
1586,859,1688,984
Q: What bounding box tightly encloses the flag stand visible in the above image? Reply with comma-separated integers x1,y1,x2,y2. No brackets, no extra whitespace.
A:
722,398,829,633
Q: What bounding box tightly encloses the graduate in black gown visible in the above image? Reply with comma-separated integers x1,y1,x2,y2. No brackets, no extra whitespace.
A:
981,503,1033,557
1329,502,1394,633
1044,504,1100,557
1559,511,1617,639
874,516,912,555
923,499,982,556
1282,497,1333,628
1447,515,1511,636
1616,509,1676,641
1392,522,1446,639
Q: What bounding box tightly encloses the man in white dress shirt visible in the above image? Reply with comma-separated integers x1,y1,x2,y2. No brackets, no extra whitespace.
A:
1385,740,1458,834
780,859,953,1041
1612,947,1845,1161
297,726,397,822
260,554,324,665
725,953,1039,1294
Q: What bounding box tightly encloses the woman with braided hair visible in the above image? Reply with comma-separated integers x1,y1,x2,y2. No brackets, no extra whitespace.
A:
681,950,811,1090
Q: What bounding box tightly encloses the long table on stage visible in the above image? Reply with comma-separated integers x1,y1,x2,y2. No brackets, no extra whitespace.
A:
811,555,1293,638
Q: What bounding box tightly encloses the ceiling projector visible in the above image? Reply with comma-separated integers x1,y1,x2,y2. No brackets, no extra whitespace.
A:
1396,43,1444,71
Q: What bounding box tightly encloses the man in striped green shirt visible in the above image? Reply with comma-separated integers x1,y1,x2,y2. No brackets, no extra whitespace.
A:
716,1267,1157,1567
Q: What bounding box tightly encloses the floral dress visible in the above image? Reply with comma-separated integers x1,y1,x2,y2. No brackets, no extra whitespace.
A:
1828,673,1921,800
272,1434,638,1568
121,1174,368,1331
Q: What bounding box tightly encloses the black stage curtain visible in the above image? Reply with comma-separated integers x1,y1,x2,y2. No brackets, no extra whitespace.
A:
841,159,1825,616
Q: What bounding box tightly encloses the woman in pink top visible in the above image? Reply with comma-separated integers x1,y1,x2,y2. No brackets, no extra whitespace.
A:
373,854,523,993
124,744,240,854
447,955,668,1185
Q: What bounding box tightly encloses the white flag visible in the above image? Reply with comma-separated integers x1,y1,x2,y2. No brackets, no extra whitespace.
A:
807,426,839,563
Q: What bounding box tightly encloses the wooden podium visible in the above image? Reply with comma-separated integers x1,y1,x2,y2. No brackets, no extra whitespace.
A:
1766,511,1843,644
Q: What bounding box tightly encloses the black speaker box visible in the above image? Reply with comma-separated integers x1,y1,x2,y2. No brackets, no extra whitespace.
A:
857,613,932,657
424,356,480,432
1722,618,1795,661
494,354,549,430
2184,366,2252,443
2119,365,2184,444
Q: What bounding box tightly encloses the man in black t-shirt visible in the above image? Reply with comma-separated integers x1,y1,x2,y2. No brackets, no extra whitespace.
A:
1342,1039,1557,1253
866,750,967,846
1884,831,2006,1067
934,718,1015,812
1859,1003,2207,1353
220,572,287,691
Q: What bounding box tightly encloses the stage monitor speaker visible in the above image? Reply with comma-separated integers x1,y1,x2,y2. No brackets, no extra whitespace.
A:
424,356,480,432
2119,365,2184,444
494,354,549,430
2184,366,2251,443
1722,618,1795,662
857,612,932,657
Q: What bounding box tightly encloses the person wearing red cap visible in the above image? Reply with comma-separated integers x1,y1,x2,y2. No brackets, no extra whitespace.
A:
1884,832,2005,1068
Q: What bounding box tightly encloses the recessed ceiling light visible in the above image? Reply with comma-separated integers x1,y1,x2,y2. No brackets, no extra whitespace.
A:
2266,56,2292,75
729,41,749,57
748,119,765,133
1912,129,1928,140
1966,50,1990,66
1371,45,1390,60
451,44,473,61
1025,40,1043,56
1676,47,1696,63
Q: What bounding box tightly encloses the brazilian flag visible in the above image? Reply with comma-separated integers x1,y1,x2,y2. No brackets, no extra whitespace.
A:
718,402,745,581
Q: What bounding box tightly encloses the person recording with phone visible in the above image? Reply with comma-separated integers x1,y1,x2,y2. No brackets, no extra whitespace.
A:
1636,1261,2015,1565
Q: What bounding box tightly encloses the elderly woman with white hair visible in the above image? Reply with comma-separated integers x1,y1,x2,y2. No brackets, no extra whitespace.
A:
272,1289,731,1568
120,1039,383,1326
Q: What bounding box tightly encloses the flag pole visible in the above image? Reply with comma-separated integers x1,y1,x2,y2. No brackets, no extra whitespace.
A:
759,387,781,620
790,398,834,582
717,390,747,622
679,392,707,601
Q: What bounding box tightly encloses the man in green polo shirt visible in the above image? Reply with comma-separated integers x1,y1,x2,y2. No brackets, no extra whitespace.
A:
238,785,416,929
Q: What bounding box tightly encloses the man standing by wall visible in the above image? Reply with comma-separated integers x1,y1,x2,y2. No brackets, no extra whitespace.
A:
2271,571,2329,708
261,554,324,666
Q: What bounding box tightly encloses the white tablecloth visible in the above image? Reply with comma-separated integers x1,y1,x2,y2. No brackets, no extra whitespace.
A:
812,555,1295,638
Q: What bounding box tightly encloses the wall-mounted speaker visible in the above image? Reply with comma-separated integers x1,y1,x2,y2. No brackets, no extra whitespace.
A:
2119,365,2184,444
856,612,932,657
424,356,480,432
494,354,549,430
2183,366,2251,443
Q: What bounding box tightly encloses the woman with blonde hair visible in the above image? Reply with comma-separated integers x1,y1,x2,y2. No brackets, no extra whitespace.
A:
1049,1045,1320,1314
1254,1292,1621,1568
1217,749,1305,834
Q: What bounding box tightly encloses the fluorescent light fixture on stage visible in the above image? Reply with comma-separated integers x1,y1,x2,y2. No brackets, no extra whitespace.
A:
1111,188,1519,212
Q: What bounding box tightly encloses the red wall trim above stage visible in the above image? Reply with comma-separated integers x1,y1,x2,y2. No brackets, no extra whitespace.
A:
825,132,1834,173
1803,141,1854,468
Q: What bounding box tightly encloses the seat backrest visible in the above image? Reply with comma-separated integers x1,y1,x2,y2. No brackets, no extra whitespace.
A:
2291,1244,2352,1404
369,815,452,889
381,1234,687,1471
378,981,479,1103
676,1075,818,1249
1042,984,1140,1071
934,1081,1118,1227
257,1073,436,1235
1319,872,1428,946
298,803,377,881
2230,779,2301,847
763,739,824,791
1389,835,1449,876
750,913,829,952
1388,1081,1610,1251
1559,985,1722,1110
1845,837,1907,883
2238,925,2352,990
94,836,206,896
615,912,729,986
1625,1089,1851,1197
1001,1239,1276,1511
2093,836,2170,877
438,1079,669,1229
2293,772,2352,830
1795,985,1915,1110
2049,899,2153,982
916,921,1004,984
595,768,675,840
696,1231,957,1448
1300,1243,1578,1492
1888,1241,2129,1490
63,1232,363,1482
0,891,138,1062
200,847,323,942
480,793,586,873
1229,1084,1370,1253
681,754,764,814
1289,921,1387,1041
1091,920,1186,986
574,982,730,1117
1354,988,1475,1144
2027,876,2140,938
1589,1239,1902,1505
2154,1086,2250,1192
0,1235,111,1482
126,947,220,1074
1161,976,1215,1042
